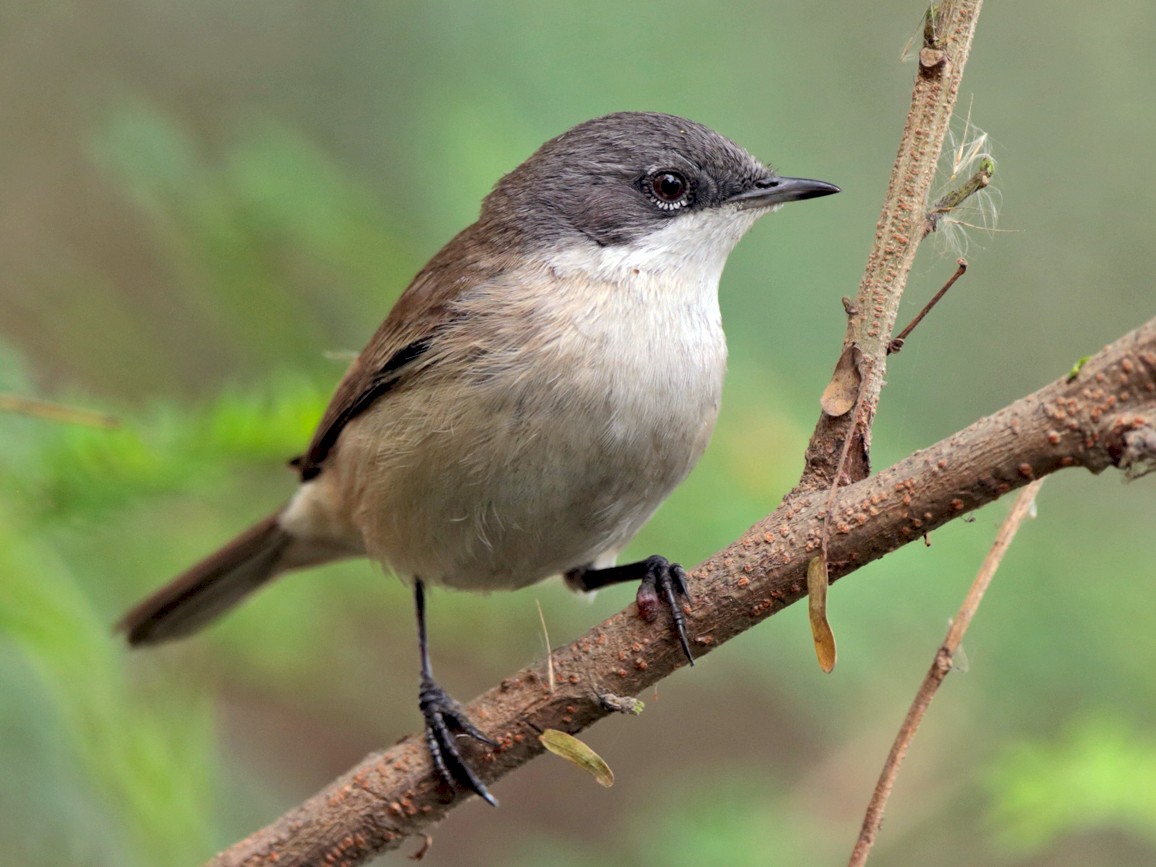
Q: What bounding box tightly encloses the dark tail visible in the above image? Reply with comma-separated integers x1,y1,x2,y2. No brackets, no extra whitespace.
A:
119,513,293,645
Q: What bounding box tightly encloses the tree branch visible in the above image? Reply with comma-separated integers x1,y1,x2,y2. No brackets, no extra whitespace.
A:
801,0,983,493
208,316,1156,867
848,477,1046,867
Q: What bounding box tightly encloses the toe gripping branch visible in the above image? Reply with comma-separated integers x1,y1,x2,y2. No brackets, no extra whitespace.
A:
419,675,499,807
567,554,696,666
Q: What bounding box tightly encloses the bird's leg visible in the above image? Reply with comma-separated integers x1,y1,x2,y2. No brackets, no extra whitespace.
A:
565,555,695,665
414,578,498,806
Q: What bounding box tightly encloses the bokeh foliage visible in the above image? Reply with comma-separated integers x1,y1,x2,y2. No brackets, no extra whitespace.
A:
1,2,1155,865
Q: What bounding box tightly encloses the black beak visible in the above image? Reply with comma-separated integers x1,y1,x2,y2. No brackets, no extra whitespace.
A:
729,175,841,210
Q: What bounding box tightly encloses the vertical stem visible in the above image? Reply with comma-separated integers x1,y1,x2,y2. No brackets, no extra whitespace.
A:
797,0,985,492
847,479,1044,866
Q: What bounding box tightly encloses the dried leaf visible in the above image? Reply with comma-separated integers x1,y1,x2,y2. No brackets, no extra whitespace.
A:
820,345,863,417
807,556,837,673
540,729,614,787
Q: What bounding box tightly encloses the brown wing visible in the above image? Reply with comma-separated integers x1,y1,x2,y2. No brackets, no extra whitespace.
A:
293,224,500,480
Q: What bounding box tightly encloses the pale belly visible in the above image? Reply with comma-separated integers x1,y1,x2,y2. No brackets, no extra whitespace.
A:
324,304,727,590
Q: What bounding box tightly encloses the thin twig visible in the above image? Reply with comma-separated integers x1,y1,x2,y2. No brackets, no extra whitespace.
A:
888,259,968,354
795,0,986,494
535,599,555,694
0,394,120,429
847,478,1046,867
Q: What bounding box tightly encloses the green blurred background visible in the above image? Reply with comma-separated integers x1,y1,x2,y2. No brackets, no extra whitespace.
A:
2,2,1154,865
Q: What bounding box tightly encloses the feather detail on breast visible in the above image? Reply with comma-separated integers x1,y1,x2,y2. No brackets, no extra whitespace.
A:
321,241,729,591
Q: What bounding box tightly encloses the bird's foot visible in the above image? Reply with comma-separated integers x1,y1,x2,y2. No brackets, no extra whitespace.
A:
634,555,695,666
419,676,498,806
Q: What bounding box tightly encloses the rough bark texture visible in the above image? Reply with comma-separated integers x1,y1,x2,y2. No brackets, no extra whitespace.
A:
208,317,1156,867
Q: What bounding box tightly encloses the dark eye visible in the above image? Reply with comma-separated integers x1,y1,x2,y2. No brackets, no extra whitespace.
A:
645,170,692,210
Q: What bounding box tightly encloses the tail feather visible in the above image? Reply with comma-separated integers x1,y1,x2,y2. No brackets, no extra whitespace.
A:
119,513,292,645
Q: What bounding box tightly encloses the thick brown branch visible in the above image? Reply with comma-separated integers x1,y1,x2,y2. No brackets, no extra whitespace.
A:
208,318,1156,867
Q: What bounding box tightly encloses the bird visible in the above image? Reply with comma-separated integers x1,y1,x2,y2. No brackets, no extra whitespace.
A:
118,111,839,806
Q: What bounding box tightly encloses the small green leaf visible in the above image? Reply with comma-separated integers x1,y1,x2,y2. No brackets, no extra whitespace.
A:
1066,355,1090,382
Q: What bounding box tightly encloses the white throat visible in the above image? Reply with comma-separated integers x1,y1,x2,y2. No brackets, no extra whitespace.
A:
544,205,766,300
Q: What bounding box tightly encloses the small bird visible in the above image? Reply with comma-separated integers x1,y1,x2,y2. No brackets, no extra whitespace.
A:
119,111,838,805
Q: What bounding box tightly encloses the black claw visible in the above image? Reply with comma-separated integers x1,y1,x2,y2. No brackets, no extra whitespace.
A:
419,677,498,806
636,555,695,666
